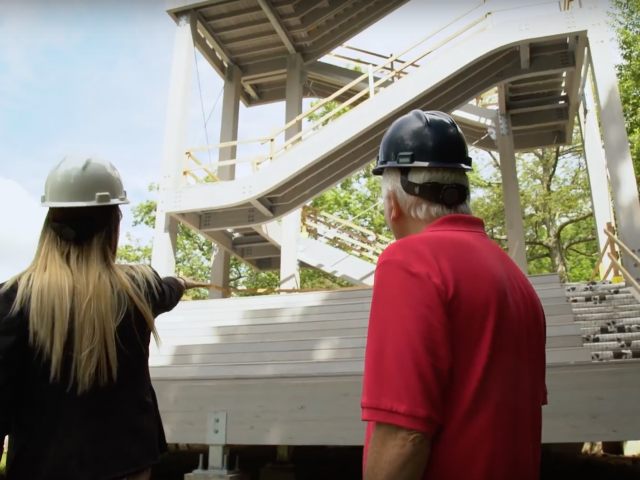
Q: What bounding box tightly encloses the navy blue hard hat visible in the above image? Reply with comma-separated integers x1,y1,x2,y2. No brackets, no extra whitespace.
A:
372,110,472,175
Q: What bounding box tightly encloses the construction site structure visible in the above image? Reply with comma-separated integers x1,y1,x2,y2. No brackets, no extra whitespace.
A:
149,0,640,477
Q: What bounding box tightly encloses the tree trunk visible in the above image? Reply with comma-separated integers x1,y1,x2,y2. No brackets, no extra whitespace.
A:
551,244,569,283
545,220,569,283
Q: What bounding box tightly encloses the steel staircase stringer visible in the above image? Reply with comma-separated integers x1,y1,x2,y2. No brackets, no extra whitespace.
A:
167,6,597,232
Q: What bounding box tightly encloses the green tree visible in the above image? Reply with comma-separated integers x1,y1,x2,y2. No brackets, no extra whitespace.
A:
611,0,640,186
117,185,216,299
307,62,364,128
305,61,391,249
117,185,352,297
470,129,598,282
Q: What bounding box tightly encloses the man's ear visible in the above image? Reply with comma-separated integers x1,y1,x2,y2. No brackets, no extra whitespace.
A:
388,190,402,222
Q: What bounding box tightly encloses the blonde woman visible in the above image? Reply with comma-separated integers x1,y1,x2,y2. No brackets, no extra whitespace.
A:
0,156,206,480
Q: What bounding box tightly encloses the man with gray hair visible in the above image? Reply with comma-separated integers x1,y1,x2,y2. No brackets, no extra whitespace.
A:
361,110,547,480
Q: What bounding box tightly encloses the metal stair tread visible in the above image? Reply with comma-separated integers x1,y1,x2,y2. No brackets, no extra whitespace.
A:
564,279,640,363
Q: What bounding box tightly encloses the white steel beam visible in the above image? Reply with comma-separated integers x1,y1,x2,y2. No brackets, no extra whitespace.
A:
290,0,359,33
510,105,569,129
256,0,297,54
209,64,242,299
195,12,234,67
467,130,568,153
192,20,225,79
279,53,305,290
579,71,612,277
564,34,588,139
510,81,565,96
441,51,576,121
520,43,531,69
498,84,508,114
152,13,194,277
306,61,384,91
166,0,223,17
497,110,528,273
588,13,640,283
191,17,254,104
455,103,497,125
240,244,281,260
217,65,242,182
242,57,289,82
300,0,407,60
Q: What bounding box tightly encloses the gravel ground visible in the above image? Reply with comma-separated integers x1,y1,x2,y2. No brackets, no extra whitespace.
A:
149,448,640,480
1,448,639,479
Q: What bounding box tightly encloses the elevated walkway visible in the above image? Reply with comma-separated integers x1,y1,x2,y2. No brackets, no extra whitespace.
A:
166,0,413,107
220,206,382,284
166,1,590,286
167,3,587,230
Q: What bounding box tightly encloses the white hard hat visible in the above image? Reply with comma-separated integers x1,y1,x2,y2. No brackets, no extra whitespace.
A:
41,155,130,208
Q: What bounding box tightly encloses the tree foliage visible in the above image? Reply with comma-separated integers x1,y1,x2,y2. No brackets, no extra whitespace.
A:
611,0,640,186
116,185,350,298
470,131,597,283
307,62,364,128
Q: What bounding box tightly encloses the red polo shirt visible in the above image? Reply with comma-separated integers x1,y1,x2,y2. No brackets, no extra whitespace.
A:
362,215,547,480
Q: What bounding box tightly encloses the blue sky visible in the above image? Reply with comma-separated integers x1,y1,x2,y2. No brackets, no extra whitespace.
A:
0,0,593,279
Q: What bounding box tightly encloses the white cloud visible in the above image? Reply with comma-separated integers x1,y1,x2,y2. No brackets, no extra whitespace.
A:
0,176,143,282
0,177,47,282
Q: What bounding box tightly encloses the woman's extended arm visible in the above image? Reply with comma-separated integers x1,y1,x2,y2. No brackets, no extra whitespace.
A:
148,270,213,317
175,277,212,290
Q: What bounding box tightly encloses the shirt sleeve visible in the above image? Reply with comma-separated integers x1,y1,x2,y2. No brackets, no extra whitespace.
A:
147,269,186,318
361,248,451,436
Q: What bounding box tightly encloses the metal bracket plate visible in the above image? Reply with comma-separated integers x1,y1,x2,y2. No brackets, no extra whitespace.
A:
498,114,511,136
206,412,227,445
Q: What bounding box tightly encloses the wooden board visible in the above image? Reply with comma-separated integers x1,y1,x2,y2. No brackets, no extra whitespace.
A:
150,344,591,380
528,273,562,286
156,274,565,329
153,360,640,446
156,317,579,342
150,272,590,378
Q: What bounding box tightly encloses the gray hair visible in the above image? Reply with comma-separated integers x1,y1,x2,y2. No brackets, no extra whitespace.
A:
381,168,472,222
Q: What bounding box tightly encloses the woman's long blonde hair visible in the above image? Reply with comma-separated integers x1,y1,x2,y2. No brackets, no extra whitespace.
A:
1,205,159,393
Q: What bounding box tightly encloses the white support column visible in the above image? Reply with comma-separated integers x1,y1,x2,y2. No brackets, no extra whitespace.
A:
497,113,528,273
589,20,640,283
280,53,304,290
151,13,194,277
209,64,242,299
579,70,613,277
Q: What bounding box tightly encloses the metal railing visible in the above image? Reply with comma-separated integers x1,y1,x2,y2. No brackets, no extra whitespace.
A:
590,223,639,293
324,45,418,82
183,0,576,183
301,206,391,262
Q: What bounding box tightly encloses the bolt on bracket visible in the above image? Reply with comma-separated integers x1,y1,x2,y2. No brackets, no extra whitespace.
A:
207,412,227,445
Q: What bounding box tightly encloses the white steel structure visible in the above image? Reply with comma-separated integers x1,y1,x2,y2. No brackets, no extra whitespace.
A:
150,0,640,472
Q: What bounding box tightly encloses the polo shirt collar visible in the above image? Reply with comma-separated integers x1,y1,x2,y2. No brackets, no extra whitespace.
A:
424,214,487,234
